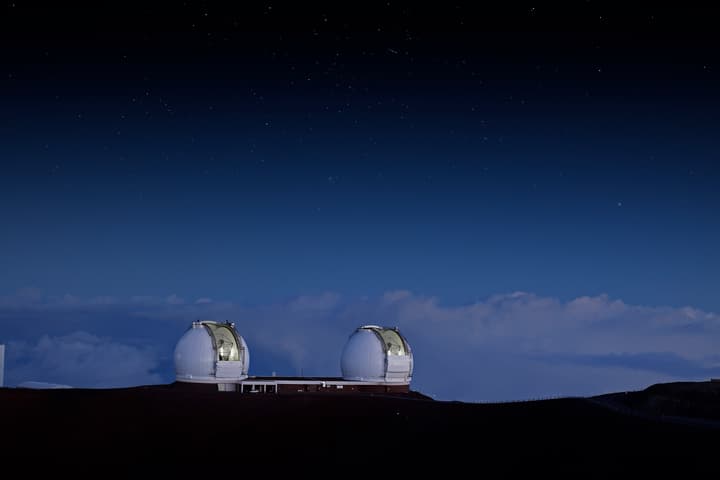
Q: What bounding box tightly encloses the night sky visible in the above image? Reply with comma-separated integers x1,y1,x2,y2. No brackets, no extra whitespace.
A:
1,5,719,400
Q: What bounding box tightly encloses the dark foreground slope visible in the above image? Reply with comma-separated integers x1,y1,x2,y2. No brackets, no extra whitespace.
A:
1,383,718,475
595,380,720,424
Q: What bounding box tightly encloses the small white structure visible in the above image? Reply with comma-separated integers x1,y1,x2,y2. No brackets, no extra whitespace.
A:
0,344,4,388
174,321,249,384
341,325,413,383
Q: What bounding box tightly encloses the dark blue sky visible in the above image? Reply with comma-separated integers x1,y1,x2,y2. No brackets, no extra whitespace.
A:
1,5,719,398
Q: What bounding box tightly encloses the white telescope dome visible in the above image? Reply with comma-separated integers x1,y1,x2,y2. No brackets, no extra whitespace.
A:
174,321,249,383
341,325,413,383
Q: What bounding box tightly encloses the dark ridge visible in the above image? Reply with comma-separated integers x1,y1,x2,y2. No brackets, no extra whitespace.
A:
1,381,719,475
592,380,720,424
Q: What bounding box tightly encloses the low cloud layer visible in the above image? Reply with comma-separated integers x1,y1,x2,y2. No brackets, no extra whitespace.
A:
6,331,163,388
1,290,719,400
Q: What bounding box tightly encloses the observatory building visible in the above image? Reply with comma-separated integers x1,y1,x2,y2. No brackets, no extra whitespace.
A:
341,325,413,383
173,322,413,394
174,321,249,389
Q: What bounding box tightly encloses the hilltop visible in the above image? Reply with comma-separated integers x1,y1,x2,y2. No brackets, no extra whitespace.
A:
1,381,718,475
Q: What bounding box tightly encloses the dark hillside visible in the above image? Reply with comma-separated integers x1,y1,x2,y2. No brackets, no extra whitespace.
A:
1,383,718,475
594,380,720,424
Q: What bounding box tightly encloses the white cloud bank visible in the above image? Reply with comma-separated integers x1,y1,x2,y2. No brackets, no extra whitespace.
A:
6,332,163,388
2,290,719,401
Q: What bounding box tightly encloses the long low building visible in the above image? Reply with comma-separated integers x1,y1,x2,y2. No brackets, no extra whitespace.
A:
173,321,414,394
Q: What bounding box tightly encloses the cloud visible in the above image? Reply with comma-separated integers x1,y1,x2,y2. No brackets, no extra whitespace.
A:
165,294,185,305
5,331,163,388
540,351,720,378
1,289,719,401
364,291,720,400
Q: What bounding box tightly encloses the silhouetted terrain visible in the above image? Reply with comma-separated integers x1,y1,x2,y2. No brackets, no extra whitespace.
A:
1,382,718,475
595,381,720,423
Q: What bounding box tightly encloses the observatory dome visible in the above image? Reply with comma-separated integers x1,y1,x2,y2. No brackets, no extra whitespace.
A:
174,321,249,383
341,325,413,383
